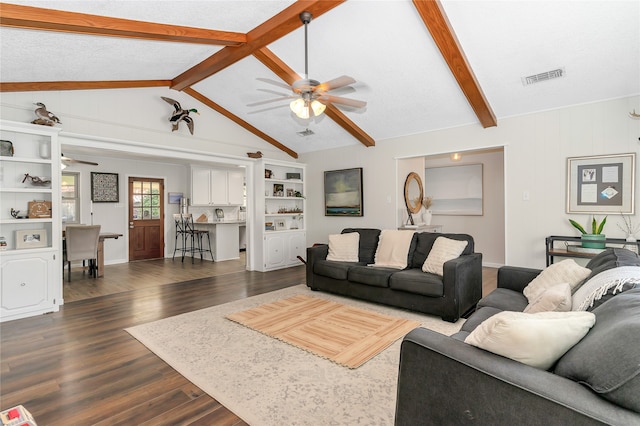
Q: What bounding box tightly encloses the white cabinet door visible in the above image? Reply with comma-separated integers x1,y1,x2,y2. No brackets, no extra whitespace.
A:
288,232,306,264
1,254,55,320
210,169,228,205
227,171,245,205
191,167,212,206
265,234,286,269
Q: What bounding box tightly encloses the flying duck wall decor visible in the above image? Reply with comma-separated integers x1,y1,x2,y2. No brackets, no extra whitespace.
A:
161,97,199,135
32,102,61,126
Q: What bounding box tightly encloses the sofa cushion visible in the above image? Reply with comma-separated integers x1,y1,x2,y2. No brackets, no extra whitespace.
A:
326,232,360,262
465,311,596,370
389,269,443,297
373,229,416,269
410,233,474,269
422,237,468,276
523,283,572,313
341,228,381,264
555,288,640,413
347,265,395,287
522,259,591,302
314,260,361,280
476,288,528,312
461,306,503,333
584,247,640,282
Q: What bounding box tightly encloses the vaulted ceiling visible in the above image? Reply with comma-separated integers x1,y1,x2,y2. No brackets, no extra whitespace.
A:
1,1,638,158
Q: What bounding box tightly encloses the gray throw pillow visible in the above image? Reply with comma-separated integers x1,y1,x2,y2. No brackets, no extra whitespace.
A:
554,288,640,413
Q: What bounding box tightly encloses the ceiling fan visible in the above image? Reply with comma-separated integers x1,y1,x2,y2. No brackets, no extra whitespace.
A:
249,11,366,119
61,154,98,167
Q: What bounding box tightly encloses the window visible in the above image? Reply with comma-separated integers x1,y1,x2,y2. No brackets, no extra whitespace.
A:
61,172,80,223
132,180,161,220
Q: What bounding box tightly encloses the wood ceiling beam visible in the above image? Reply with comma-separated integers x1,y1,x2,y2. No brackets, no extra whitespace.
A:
171,1,345,91
0,3,245,46
253,47,375,148
184,87,298,159
0,80,171,92
412,0,497,128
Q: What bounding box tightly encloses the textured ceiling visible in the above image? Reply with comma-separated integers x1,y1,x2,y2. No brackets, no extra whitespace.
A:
1,0,639,156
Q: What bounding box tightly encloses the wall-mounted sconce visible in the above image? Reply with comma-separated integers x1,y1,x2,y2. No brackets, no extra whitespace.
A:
450,152,462,161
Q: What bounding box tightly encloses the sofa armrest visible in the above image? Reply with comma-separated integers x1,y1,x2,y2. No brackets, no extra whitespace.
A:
497,265,542,293
306,244,329,289
396,328,639,426
442,253,483,321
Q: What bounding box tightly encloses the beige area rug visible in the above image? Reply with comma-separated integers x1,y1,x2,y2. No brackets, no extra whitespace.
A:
226,295,421,368
126,285,464,426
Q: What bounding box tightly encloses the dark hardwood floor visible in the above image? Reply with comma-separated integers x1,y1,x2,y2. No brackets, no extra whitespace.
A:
1,257,497,425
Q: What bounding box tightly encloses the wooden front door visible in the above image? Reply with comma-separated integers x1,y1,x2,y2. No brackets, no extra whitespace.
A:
128,177,164,261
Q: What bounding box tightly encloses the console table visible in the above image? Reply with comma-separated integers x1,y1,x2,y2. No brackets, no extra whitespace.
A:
545,235,639,266
398,225,443,233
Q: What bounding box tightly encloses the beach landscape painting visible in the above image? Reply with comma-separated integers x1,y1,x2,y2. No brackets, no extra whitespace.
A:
324,168,363,216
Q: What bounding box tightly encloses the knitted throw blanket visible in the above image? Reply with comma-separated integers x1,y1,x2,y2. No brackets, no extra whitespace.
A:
571,266,640,311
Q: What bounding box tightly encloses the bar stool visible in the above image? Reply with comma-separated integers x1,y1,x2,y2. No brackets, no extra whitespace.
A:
172,213,213,262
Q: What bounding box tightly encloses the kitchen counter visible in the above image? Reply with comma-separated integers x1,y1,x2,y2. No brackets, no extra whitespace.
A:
194,221,245,261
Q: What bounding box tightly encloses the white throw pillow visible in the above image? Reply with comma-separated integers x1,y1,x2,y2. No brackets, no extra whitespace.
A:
422,237,468,276
464,311,595,370
523,283,572,313
523,259,591,303
373,230,415,269
326,232,360,262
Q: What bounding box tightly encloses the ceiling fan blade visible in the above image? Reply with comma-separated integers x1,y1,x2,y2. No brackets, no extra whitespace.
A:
317,75,357,92
248,104,291,115
256,77,292,91
61,155,99,166
318,94,367,109
247,95,297,107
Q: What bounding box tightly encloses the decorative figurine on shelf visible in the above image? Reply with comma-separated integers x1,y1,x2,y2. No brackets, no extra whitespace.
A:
22,173,51,186
247,151,263,158
10,208,26,219
32,102,62,126
161,97,199,135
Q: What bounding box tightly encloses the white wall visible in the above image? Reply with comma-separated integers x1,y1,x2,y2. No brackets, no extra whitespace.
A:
0,88,295,162
300,96,640,269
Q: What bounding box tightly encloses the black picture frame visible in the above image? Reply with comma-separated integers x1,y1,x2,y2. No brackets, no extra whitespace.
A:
91,172,119,202
324,167,364,216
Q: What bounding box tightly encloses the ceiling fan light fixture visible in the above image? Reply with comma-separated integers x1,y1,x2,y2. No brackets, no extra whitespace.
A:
290,98,309,119
311,100,326,116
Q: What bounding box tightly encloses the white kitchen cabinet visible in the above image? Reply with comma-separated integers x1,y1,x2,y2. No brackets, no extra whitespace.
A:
191,166,244,206
0,120,62,322
252,159,306,271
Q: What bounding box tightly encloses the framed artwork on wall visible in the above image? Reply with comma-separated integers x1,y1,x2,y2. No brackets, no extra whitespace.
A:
324,167,363,216
168,192,183,204
424,164,483,215
91,172,119,202
566,153,635,214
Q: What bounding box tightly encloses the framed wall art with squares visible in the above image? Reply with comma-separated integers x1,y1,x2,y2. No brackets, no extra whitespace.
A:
91,172,119,202
566,153,635,214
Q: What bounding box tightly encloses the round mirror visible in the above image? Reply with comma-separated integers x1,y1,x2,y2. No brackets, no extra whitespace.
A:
404,172,423,214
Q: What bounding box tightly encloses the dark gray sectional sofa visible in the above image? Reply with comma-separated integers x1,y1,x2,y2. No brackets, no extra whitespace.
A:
396,248,640,425
305,228,483,322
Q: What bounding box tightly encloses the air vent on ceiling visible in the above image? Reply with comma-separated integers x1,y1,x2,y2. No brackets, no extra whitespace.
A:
521,68,565,86
297,128,315,137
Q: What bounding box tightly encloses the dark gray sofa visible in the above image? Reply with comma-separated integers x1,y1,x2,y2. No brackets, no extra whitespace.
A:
306,228,483,322
395,248,640,425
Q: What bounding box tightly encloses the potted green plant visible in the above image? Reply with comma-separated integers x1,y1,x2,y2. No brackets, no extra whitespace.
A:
569,216,607,248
